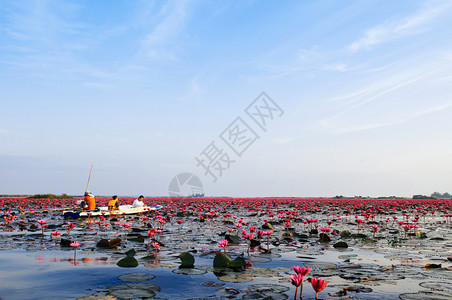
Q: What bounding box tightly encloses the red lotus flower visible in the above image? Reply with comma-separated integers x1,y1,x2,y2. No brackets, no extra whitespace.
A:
152,242,162,255
70,241,81,247
217,239,228,254
292,265,312,277
176,220,183,230
311,277,328,299
291,272,303,286
37,219,47,236
51,231,62,244
70,241,81,261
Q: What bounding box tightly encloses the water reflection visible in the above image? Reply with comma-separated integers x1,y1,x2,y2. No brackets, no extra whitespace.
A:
34,253,110,266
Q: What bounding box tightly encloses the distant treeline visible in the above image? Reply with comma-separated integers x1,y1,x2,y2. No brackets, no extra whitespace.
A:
431,192,452,199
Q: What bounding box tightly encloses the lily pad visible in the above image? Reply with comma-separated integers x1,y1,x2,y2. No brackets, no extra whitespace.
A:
202,281,225,287
117,273,155,282
419,281,452,291
76,295,117,300
247,284,290,293
248,255,272,263
242,284,289,300
303,261,336,269
213,253,231,268
229,256,246,269
333,241,348,248
172,268,207,275
117,257,138,268
295,248,324,256
217,273,253,282
125,249,136,258
399,291,452,299
107,283,160,299
179,252,195,268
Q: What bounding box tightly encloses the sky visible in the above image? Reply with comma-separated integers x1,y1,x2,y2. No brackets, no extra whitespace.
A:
1,0,452,198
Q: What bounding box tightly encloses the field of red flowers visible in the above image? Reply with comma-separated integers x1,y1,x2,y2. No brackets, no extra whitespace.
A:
1,197,452,299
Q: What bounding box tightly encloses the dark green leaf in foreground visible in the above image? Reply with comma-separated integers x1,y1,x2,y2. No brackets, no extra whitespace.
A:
117,256,138,268
179,252,195,268
213,253,231,267
229,256,246,269
125,249,136,258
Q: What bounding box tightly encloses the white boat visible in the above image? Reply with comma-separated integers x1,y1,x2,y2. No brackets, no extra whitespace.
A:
63,204,162,218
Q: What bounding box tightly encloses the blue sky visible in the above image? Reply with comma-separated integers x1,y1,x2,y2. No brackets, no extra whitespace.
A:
1,0,451,197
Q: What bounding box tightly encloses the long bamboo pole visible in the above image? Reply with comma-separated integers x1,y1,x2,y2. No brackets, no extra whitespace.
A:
85,164,93,193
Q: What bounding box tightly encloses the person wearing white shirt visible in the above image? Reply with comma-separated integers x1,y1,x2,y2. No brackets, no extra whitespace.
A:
132,195,145,208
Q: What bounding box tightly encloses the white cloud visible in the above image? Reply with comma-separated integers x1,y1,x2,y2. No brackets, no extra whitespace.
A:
140,0,191,59
319,53,452,133
348,0,452,52
324,63,349,72
335,103,452,133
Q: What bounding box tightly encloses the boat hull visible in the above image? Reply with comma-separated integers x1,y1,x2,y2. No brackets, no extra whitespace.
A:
63,205,162,219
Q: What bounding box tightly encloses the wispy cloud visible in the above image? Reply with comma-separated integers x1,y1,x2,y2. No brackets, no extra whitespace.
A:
335,102,452,133
348,0,452,52
320,53,452,133
140,0,191,59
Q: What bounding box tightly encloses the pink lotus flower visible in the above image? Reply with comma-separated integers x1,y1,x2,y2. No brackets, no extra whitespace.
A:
51,231,62,244
311,277,328,299
290,273,304,299
291,265,311,299
70,241,81,261
263,230,273,250
37,219,47,236
319,227,331,233
291,273,304,286
371,224,379,238
292,265,312,277
70,241,81,247
152,242,162,255
37,219,47,225
217,239,228,254
66,222,76,236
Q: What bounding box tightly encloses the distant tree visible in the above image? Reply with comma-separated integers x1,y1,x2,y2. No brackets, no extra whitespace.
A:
413,195,434,199
430,192,451,199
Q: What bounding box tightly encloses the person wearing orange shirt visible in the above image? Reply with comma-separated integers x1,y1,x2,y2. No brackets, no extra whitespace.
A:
84,192,96,210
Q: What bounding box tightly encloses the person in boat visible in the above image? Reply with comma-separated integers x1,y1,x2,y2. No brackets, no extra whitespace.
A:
108,195,120,211
132,195,145,208
84,191,96,210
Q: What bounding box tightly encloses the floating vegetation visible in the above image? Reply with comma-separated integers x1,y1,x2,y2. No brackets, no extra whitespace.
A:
399,291,452,300
2,196,452,299
117,272,155,282
172,267,207,275
107,283,161,299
